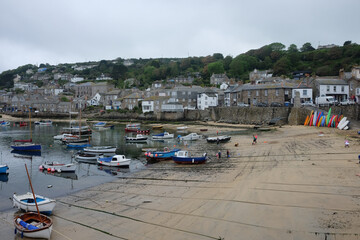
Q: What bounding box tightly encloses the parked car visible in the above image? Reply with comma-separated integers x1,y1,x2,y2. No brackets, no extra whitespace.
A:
237,102,250,107
301,101,315,107
270,102,283,107
255,102,268,107
340,99,355,105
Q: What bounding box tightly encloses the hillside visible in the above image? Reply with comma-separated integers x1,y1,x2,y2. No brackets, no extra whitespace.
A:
1,41,360,90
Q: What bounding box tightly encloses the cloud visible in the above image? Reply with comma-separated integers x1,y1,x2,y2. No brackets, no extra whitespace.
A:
1,0,360,73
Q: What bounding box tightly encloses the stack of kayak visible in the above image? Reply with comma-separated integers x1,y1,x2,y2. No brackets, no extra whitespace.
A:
303,108,349,130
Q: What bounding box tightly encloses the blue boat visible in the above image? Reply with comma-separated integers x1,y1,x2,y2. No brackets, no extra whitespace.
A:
0,164,9,174
172,150,207,164
11,143,41,151
145,147,181,161
66,143,91,149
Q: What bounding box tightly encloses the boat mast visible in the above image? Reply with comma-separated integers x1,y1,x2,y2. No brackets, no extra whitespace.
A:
25,163,43,223
29,107,32,141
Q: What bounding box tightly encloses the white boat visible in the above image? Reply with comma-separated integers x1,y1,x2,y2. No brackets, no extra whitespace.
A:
152,131,174,140
53,133,79,140
126,123,141,128
177,126,188,130
39,162,76,172
74,152,99,162
206,135,231,143
38,120,52,126
14,212,53,239
178,132,202,141
83,146,117,153
97,155,131,167
125,134,148,142
13,192,56,215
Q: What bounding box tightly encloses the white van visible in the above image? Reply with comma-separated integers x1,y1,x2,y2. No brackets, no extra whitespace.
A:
315,96,337,106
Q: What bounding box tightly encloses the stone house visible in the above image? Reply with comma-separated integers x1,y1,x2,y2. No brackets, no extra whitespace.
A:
104,90,121,110
73,82,114,99
249,69,273,83
165,86,203,110
210,73,229,85
121,92,143,110
142,96,170,113
161,101,184,112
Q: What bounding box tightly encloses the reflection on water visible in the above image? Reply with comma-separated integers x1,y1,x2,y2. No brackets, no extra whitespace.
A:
39,170,78,180
0,174,8,182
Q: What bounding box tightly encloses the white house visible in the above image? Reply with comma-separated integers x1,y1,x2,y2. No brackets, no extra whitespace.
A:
197,91,218,110
315,79,349,102
71,76,84,83
87,93,103,106
141,99,154,113
161,102,184,112
355,87,360,103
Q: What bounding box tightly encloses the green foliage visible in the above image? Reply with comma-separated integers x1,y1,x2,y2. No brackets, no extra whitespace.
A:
60,96,70,102
207,61,225,75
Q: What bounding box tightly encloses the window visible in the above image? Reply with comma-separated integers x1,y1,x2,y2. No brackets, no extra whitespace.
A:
248,91,251,96
285,90,289,95
276,89,279,96
265,90,268,96
303,90,307,96
333,86,336,92
341,86,344,92
327,86,330,92
256,90,259,96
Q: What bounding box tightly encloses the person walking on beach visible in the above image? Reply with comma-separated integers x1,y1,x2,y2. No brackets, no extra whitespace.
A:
345,139,349,148
227,149,230,158
252,134,257,145
217,150,221,159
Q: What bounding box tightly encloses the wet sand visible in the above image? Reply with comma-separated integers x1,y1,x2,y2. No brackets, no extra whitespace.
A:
1,123,360,239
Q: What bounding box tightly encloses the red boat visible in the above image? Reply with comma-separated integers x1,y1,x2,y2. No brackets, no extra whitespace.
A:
19,122,28,127
125,128,150,134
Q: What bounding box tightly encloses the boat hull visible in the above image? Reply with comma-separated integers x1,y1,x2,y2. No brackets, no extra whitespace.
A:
206,136,231,143
172,156,206,164
83,146,117,153
40,162,76,172
145,149,181,161
11,144,41,151
13,193,56,215
0,165,9,174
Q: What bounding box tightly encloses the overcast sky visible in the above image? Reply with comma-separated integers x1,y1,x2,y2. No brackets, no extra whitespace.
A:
1,0,359,73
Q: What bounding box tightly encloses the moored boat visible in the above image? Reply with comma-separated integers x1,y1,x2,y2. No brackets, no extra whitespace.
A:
177,126,188,130
97,155,131,167
83,146,117,153
172,150,207,164
66,143,91,149
0,164,9,174
39,162,76,172
206,135,231,143
126,123,141,128
152,124,163,129
13,192,56,215
14,212,53,239
74,152,99,162
53,133,79,141
125,134,148,143
11,142,41,151
178,132,202,141
152,131,174,140
145,147,181,161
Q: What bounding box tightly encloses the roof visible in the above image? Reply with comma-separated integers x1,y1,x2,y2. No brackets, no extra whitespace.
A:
315,79,348,85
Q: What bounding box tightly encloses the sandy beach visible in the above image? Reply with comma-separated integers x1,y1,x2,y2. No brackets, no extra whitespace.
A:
1,122,360,240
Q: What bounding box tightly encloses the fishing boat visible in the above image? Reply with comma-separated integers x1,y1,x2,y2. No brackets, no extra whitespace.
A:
145,147,181,161
14,164,53,239
172,150,207,164
39,162,76,172
125,134,148,143
178,132,202,141
206,135,231,143
83,146,117,153
0,164,9,174
13,192,56,215
152,131,174,140
97,155,131,167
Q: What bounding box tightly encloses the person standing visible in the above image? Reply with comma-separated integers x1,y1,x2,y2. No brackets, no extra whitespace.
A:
227,149,230,158
252,134,257,145
218,150,221,159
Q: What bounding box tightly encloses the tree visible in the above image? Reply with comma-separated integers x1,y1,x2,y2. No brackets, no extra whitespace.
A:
300,42,315,52
212,53,224,60
343,41,352,46
273,56,291,76
287,44,299,53
207,61,225,75
269,42,286,51
223,55,233,71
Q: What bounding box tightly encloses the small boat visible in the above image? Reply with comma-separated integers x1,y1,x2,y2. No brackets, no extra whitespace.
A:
38,120,52,126
152,124,163,129
0,121,10,126
74,152,99,162
125,134,148,143
14,212,53,239
40,170,78,180
93,122,106,128
97,155,131,167
126,123,141,128
19,122,28,127
0,164,9,174
172,150,207,164
62,126,92,136
152,131,174,140
178,132,202,141
66,143,91,149
200,129,208,132
11,150,42,157
177,126,188,130
39,162,76,172
11,142,41,151
13,192,56,215
124,127,140,132
145,147,181,161
83,146,117,153
125,128,150,134
53,133,79,140
206,135,231,143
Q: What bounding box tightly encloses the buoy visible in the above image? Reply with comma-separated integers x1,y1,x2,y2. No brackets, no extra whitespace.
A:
47,168,51,172
51,168,55,172
39,166,43,170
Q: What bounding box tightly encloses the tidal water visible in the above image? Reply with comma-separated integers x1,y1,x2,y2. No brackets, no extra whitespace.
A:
0,122,179,212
